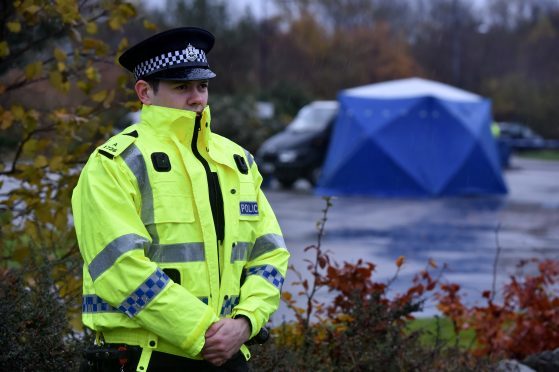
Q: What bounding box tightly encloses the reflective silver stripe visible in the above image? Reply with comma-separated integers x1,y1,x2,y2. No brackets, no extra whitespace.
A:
220,295,240,316
243,149,254,168
249,234,285,261
89,234,149,281
121,144,155,226
246,264,284,290
146,243,205,263
231,242,250,262
82,295,119,313
146,224,159,245
118,267,170,318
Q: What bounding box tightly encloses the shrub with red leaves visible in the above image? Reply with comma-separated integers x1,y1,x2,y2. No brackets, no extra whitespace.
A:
437,259,559,359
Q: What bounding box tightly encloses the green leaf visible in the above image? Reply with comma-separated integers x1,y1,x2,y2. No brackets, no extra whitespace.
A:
76,80,91,93
86,22,98,35
55,0,80,23
91,90,107,102
85,65,99,81
0,42,10,57
24,61,43,80
23,139,37,155
54,47,67,62
1,111,14,130
49,71,70,92
117,37,128,54
34,155,48,168
49,156,64,171
7,21,22,33
22,5,41,15
82,38,109,56
108,16,123,31
11,105,25,120
143,19,157,31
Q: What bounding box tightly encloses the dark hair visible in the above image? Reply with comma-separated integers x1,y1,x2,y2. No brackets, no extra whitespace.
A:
143,77,160,94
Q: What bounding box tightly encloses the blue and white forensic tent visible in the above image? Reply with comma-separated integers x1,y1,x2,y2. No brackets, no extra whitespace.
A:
316,78,508,196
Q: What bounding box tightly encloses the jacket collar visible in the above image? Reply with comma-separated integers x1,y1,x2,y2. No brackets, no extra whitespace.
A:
139,104,212,146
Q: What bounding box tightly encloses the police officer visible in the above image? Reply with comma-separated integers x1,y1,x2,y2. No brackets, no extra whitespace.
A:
72,27,289,371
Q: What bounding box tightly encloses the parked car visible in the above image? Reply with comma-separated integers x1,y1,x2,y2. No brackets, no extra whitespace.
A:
498,121,546,151
256,101,339,188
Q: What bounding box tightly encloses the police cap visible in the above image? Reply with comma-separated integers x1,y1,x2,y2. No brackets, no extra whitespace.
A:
118,27,216,81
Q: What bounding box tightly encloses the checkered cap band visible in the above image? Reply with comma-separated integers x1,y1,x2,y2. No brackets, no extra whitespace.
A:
246,265,284,290
220,295,240,316
118,268,170,318
82,295,119,313
133,43,208,79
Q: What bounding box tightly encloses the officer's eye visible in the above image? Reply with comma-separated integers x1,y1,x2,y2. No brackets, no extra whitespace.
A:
199,82,209,89
175,84,188,91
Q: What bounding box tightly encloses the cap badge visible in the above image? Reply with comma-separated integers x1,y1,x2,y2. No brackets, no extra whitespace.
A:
185,43,200,62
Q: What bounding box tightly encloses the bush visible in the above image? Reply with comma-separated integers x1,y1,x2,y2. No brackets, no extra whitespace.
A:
438,259,559,360
0,266,90,371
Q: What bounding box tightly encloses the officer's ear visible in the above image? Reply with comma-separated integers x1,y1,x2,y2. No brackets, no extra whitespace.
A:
135,79,155,105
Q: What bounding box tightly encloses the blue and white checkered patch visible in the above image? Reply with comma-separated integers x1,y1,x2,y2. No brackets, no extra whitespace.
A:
220,295,240,316
118,268,170,318
133,43,208,79
240,201,258,216
199,296,209,305
246,265,284,290
82,295,119,313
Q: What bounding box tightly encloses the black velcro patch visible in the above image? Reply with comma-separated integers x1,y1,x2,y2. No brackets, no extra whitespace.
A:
151,152,171,172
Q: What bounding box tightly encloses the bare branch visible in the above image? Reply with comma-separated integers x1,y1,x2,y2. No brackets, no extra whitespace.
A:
0,124,56,176
491,223,502,301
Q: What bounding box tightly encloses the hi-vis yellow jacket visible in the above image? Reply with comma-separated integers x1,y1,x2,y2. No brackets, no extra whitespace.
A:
72,104,289,360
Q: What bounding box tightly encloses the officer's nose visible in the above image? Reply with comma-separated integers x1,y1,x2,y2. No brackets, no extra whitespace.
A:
186,88,202,106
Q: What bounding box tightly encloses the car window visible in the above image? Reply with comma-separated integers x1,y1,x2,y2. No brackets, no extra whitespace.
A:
289,106,338,132
499,122,542,140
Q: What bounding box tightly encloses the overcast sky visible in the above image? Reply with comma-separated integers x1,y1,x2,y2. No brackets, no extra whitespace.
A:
142,0,496,22
143,0,280,19
232,0,279,18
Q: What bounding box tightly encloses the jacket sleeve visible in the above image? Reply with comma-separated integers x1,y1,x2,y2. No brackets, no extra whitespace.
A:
231,159,290,339
72,150,219,356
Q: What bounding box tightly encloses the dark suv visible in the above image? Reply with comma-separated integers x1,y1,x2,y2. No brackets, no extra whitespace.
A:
498,122,546,151
256,101,339,188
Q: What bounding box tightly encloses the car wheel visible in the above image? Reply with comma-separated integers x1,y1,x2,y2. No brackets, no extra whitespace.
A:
278,177,296,189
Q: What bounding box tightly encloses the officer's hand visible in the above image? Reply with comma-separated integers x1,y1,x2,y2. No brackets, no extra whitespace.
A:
202,318,250,366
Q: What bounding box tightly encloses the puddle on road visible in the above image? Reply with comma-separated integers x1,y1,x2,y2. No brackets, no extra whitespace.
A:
285,196,557,318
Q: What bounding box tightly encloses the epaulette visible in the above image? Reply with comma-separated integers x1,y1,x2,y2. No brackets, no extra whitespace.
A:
242,148,255,169
97,130,138,159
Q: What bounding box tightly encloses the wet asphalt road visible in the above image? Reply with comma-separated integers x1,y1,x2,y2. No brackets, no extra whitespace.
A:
266,156,559,323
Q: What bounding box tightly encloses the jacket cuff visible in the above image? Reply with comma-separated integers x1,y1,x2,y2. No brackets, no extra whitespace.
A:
180,306,219,357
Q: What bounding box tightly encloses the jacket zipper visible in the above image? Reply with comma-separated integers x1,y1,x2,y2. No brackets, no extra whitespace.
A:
192,115,225,283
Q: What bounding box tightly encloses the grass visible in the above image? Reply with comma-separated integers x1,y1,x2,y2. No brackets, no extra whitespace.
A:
406,316,476,349
517,150,559,161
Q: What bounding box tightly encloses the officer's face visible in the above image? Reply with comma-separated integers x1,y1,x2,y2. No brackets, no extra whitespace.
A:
139,79,209,113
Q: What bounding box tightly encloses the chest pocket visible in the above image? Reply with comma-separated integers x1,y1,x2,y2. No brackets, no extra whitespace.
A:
239,179,259,221
153,181,195,223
